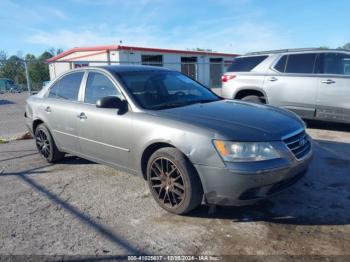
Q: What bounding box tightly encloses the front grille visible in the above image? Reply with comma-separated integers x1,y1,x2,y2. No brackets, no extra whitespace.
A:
283,130,311,160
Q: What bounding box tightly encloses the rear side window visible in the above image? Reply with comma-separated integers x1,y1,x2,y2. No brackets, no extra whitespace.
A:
84,72,120,104
285,53,316,74
227,55,268,72
317,53,350,75
49,72,84,100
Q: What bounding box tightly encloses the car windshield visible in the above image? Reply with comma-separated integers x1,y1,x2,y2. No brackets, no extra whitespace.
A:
116,70,220,110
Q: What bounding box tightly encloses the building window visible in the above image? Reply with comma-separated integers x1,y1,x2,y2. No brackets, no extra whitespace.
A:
210,58,223,88
141,55,163,66
181,57,197,80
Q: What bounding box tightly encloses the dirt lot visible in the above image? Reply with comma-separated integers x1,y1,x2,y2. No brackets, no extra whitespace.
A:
0,93,349,259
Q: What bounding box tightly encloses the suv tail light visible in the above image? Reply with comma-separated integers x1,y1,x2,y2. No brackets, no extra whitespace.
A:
221,75,236,82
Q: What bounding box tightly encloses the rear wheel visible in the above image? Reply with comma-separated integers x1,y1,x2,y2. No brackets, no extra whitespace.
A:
147,147,203,215
241,95,265,104
35,124,64,163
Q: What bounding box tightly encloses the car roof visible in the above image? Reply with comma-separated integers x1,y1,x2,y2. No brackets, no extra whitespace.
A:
245,48,350,56
100,65,171,73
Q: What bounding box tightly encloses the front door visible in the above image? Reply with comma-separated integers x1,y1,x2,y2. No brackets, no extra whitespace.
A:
316,52,350,122
77,71,132,169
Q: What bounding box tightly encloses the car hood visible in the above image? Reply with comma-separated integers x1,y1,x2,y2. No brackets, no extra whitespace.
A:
153,100,304,141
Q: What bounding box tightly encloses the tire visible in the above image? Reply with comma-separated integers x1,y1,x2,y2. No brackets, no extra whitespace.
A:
147,147,203,215
241,95,265,104
35,124,65,163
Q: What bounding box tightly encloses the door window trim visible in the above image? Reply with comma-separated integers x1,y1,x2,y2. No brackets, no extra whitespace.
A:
44,70,87,103
270,53,318,76
314,52,350,77
80,70,125,106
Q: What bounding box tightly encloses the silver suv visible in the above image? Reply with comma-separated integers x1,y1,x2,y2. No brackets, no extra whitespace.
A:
221,48,350,124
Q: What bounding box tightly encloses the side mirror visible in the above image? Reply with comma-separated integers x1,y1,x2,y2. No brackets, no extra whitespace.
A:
96,96,128,114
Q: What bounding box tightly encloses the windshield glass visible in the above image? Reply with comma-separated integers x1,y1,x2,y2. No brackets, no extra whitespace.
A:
116,70,220,110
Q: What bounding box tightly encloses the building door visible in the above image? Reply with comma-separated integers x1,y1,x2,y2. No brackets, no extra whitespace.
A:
181,57,197,80
210,58,223,88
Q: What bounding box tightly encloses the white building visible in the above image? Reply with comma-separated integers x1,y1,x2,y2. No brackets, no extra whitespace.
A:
47,45,238,88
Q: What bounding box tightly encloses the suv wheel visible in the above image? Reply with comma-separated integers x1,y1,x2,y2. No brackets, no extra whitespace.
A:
147,147,203,215
242,95,265,104
35,124,65,163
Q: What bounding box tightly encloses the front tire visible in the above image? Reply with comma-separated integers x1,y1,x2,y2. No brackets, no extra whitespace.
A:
147,147,203,215
35,124,64,163
241,95,265,104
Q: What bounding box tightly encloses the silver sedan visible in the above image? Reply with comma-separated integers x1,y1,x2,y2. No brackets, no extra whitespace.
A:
25,66,313,214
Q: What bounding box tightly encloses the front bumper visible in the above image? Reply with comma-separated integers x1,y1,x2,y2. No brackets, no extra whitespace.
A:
194,148,312,206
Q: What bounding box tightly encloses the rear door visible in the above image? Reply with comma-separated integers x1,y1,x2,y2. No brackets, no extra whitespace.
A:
316,52,350,122
77,71,133,169
264,53,318,118
43,71,85,153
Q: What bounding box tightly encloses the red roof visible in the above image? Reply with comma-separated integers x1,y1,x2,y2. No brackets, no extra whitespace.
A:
46,45,239,62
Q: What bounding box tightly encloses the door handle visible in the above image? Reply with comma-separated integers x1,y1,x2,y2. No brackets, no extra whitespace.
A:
321,79,335,84
268,77,278,82
77,112,87,120
44,106,51,113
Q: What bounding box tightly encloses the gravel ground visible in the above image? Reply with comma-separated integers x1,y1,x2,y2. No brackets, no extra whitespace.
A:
0,126,349,259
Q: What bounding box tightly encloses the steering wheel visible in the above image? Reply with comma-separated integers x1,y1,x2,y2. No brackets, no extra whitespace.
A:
174,91,186,96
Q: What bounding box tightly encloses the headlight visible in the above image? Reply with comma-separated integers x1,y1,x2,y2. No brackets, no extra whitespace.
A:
213,140,280,162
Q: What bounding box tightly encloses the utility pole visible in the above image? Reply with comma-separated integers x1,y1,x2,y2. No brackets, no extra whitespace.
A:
23,60,31,95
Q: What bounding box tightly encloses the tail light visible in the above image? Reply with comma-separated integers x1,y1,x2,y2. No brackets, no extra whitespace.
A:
221,75,236,82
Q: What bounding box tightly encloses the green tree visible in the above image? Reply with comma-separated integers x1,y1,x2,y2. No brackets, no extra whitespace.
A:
26,51,53,90
48,48,63,56
343,43,350,50
0,50,7,69
0,55,26,84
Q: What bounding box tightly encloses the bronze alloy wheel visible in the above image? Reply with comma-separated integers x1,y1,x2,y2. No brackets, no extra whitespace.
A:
35,129,51,159
149,157,186,208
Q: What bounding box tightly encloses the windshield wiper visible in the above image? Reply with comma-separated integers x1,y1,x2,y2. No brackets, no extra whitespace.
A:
197,99,218,104
148,99,218,110
148,102,193,110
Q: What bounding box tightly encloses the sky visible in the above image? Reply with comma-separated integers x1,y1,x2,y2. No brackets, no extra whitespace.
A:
0,0,349,56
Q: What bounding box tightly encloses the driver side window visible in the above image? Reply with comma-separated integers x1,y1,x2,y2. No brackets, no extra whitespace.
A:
84,72,120,104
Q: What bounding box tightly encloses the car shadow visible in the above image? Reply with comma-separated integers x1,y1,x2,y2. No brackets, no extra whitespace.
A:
0,99,16,105
188,139,350,226
306,119,350,132
61,155,95,165
0,165,144,255
0,153,94,165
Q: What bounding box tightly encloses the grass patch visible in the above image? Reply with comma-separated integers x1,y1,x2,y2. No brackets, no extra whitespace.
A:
0,138,9,144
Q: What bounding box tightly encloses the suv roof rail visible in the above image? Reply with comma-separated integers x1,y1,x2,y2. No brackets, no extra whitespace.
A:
245,48,350,55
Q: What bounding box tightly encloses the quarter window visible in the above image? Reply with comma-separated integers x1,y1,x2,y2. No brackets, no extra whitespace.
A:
84,72,120,104
274,55,287,72
48,82,59,98
285,54,316,74
227,55,268,72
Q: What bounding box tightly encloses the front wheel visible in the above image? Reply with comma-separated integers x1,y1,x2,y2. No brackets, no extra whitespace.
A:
35,124,65,163
241,95,265,104
147,147,203,215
